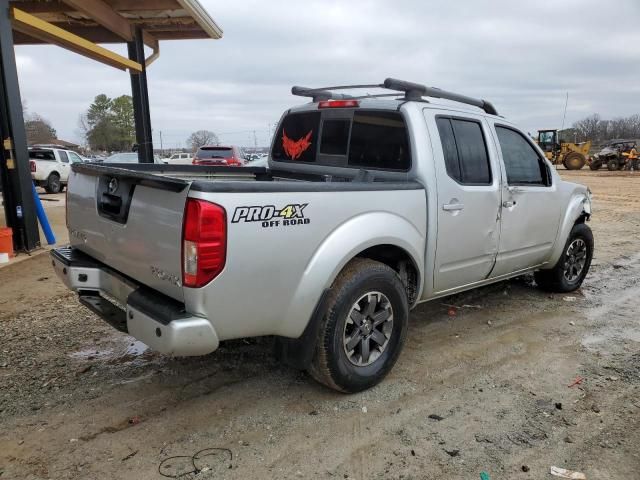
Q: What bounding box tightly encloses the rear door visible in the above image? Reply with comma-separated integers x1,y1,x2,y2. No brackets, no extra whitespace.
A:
427,113,502,293
489,124,561,276
67,167,189,301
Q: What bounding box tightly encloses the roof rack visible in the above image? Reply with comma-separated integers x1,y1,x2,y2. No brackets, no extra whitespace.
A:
291,77,498,115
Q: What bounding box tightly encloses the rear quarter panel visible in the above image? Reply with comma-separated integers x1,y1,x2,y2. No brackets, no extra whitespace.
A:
185,187,427,340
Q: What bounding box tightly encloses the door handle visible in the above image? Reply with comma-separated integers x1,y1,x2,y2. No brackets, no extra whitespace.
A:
507,186,524,194
502,200,516,208
442,203,464,211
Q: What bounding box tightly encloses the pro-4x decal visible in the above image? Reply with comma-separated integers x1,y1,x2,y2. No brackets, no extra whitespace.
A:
282,129,312,160
232,203,310,228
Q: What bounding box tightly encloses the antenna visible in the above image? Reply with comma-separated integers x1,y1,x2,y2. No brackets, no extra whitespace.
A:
560,92,569,132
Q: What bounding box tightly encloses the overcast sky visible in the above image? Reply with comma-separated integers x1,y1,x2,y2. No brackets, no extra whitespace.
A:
13,0,640,148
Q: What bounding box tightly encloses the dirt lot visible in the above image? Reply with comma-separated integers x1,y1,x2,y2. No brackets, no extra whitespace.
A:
1,171,639,479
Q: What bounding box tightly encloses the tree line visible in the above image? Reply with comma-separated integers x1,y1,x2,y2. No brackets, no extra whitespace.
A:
561,114,640,144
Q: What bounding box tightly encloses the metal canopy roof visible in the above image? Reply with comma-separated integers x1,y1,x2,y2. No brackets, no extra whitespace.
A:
10,0,223,45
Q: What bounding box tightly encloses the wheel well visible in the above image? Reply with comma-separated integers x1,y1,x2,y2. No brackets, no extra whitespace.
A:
575,213,588,224
48,171,60,178
355,244,419,305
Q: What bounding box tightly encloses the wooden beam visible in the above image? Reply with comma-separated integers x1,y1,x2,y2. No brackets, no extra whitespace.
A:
61,0,132,41
10,8,142,72
16,0,181,14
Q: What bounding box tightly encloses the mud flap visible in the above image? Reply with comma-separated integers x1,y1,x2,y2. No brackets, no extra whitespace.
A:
274,289,329,370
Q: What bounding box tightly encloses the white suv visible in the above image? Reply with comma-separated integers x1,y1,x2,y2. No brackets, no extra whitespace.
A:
165,152,193,165
29,147,85,193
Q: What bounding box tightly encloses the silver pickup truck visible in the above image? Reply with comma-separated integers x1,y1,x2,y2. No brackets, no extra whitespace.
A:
52,78,593,393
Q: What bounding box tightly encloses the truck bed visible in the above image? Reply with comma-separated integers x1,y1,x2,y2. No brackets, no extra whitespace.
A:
64,162,426,344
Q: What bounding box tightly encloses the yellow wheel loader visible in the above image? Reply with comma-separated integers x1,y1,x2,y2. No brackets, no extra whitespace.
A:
537,129,591,170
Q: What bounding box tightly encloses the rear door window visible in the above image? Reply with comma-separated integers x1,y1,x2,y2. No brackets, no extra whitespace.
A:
58,151,69,163
436,117,492,185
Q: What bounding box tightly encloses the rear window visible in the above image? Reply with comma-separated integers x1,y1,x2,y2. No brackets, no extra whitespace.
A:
196,147,234,159
29,149,55,161
271,109,410,171
272,112,320,163
348,111,410,171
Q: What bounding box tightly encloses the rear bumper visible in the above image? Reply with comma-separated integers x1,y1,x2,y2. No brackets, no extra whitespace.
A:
50,247,219,356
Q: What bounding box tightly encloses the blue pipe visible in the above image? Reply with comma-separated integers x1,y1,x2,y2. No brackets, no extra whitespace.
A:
32,182,56,245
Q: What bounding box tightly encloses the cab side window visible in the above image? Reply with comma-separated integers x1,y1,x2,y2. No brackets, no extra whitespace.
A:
58,151,69,163
436,117,492,185
496,126,550,186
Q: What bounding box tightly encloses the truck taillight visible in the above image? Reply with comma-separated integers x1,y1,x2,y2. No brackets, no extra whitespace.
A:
30,160,36,172
182,198,226,288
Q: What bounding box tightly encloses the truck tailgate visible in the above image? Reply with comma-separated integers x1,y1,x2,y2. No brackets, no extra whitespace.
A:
66,165,189,302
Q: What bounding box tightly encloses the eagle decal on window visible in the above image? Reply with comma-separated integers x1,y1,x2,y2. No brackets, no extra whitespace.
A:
282,129,312,160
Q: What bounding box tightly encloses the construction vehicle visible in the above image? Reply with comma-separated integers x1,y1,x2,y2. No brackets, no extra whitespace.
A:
589,139,637,171
536,129,591,170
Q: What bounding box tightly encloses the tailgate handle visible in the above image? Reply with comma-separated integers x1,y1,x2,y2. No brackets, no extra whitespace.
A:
99,193,122,215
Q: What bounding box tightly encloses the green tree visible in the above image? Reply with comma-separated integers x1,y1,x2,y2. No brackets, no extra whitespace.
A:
87,94,113,127
84,94,135,151
110,95,135,149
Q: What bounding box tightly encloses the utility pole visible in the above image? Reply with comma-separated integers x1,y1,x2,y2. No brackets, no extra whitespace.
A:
253,130,257,152
159,130,163,155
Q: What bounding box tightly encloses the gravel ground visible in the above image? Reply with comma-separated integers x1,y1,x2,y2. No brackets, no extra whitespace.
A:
0,170,639,479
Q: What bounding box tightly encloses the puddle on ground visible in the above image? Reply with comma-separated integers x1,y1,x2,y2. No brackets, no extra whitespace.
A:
581,327,640,355
70,336,159,366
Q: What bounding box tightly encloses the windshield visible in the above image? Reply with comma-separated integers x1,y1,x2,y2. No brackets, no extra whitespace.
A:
538,131,555,143
105,153,139,163
196,147,234,159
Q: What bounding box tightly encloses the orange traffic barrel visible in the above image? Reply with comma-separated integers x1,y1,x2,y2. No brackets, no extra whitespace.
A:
0,227,14,258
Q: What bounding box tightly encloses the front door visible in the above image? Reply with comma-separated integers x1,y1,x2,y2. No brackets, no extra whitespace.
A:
490,124,561,277
57,150,71,181
429,114,502,293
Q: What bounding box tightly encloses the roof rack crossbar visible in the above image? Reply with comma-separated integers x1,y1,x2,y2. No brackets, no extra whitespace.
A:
291,86,356,102
383,78,498,115
291,78,498,115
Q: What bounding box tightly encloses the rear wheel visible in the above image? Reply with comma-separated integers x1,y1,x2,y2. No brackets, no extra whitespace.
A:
589,159,602,170
563,152,586,170
535,223,593,293
44,173,61,194
308,258,409,393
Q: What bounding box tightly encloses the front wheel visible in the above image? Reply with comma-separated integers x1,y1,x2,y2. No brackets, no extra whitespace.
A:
607,158,619,171
563,152,586,170
535,223,593,293
308,258,409,393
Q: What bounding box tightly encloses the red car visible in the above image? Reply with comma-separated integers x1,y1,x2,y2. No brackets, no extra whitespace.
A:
192,145,245,166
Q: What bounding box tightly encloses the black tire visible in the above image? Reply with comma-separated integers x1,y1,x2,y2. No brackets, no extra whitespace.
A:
44,173,61,194
535,223,593,293
589,160,602,170
308,258,409,393
563,152,586,170
607,158,619,171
